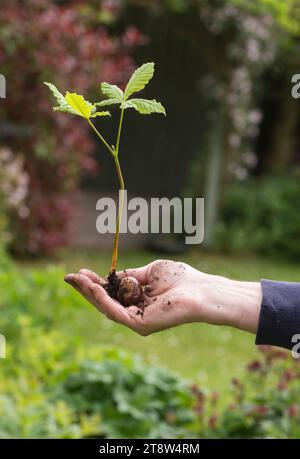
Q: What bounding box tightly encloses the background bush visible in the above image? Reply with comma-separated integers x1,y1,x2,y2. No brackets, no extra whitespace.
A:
0,318,196,438
0,0,144,255
216,175,300,259
208,346,300,439
1,258,300,438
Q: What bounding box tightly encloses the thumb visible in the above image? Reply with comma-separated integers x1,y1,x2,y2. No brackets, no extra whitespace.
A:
116,263,151,285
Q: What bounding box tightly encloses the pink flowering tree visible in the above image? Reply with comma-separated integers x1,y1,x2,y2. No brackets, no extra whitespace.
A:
0,0,146,254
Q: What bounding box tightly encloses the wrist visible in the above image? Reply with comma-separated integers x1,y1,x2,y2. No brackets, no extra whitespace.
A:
202,274,262,333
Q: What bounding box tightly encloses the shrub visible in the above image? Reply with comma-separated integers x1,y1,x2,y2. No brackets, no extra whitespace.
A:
1,259,300,439
216,175,300,259
0,0,145,255
0,314,196,438
0,147,29,251
59,350,195,439
0,316,103,438
206,346,300,439
0,261,195,439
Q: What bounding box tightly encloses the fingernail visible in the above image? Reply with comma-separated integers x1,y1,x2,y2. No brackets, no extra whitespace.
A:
64,274,74,284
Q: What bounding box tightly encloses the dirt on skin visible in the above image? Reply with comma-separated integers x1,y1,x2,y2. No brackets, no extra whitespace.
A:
104,260,184,312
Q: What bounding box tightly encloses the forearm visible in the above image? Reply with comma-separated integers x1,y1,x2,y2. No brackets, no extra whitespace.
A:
203,274,300,351
198,274,262,334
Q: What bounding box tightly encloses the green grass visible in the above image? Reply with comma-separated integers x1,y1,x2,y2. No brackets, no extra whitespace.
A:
18,249,300,400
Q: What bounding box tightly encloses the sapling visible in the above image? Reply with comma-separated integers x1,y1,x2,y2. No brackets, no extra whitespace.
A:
44,62,166,307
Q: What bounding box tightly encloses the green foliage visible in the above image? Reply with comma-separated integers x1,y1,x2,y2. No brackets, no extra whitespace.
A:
0,149,29,253
209,346,300,439
64,92,96,119
99,82,124,102
216,175,300,259
0,308,195,438
45,62,166,121
2,254,300,438
45,62,166,271
121,98,166,115
95,97,122,107
124,62,154,100
43,82,78,115
59,350,195,439
0,316,102,439
98,62,166,115
0,201,8,255
0,259,194,439
44,83,110,119
231,0,300,35
161,0,300,35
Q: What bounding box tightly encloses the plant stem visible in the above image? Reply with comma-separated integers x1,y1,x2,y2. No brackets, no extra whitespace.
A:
87,119,114,157
111,154,125,272
115,108,125,154
87,111,126,272
111,108,125,272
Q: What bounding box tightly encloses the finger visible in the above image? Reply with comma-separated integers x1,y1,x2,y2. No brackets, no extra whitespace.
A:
65,273,95,304
116,264,151,285
65,273,82,293
78,268,106,286
90,283,134,327
70,273,94,297
66,273,135,328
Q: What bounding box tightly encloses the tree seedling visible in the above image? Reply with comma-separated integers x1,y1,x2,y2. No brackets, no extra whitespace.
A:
44,62,166,307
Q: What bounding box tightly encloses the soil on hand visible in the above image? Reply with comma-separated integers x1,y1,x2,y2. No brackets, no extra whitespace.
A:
103,270,120,300
104,270,143,308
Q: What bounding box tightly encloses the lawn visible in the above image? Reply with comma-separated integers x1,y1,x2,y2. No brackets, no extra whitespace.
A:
19,248,300,401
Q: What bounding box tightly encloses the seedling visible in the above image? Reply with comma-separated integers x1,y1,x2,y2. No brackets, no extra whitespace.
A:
45,62,166,306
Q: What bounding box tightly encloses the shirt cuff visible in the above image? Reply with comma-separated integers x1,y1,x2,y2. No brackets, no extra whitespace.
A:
255,279,300,350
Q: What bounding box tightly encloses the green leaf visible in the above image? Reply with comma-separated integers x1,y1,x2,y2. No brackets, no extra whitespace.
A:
124,62,154,100
44,82,77,115
95,98,121,107
90,111,111,118
101,82,123,101
64,92,96,119
121,98,166,116
44,83,109,120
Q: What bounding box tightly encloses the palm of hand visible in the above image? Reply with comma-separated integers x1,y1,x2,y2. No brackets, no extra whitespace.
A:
65,260,204,336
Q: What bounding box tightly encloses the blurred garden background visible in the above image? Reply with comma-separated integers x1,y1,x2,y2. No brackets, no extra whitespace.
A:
1,0,300,439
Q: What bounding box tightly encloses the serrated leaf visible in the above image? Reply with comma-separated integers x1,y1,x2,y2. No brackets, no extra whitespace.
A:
121,98,166,116
44,82,77,115
64,92,95,119
124,62,154,100
95,98,121,107
90,111,111,118
101,82,123,101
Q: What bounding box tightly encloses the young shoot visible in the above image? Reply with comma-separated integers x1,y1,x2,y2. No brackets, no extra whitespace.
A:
44,62,166,276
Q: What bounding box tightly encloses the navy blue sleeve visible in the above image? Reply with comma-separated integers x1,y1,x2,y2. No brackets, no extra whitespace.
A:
255,279,300,350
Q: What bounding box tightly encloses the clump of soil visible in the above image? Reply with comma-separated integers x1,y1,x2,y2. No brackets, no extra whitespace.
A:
103,270,120,300
104,270,143,308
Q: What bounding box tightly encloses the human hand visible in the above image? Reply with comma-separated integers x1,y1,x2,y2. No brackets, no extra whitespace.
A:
65,260,262,336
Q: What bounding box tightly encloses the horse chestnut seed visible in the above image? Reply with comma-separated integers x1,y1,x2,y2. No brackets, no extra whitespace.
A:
117,276,143,307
